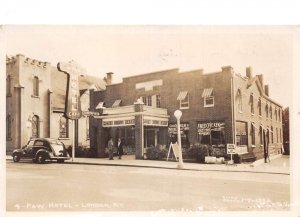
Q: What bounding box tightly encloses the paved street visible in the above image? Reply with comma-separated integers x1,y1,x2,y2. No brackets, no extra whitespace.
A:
6,160,289,211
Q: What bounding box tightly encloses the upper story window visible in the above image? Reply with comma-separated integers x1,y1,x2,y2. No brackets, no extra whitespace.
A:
259,126,263,144
32,115,39,138
236,89,242,112
177,91,189,109
156,95,161,108
202,88,214,107
271,126,274,143
250,94,254,114
59,116,69,138
6,75,12,97
269,106,273,119
265,104,269,118
275,109,278,121
278,109,281,122
258,98,262,116
86,117,90,140
33,76,39,97
250,123,255,146
141,95,152,106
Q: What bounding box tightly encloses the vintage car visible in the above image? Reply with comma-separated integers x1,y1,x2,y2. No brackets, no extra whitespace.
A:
12,138,70,163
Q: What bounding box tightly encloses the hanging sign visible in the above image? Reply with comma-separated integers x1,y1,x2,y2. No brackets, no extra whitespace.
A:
58,60,84,120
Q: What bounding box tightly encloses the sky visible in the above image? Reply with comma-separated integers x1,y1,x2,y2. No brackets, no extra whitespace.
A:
3,25,296,107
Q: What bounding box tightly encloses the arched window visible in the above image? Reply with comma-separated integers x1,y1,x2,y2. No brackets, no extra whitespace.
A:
59,116,68,138
6,115,12,140
275,109,278,121
32,115,39,138
265,104,269,118
237,89,242,112
271,126,274,143
6,75,12,96
33,76,39,96
270,106,273,119
259,126,263,144
250,94,254,114
258,98,262,116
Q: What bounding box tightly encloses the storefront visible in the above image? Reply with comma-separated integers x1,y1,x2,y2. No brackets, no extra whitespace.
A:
93,103,169,158
168,123,190,149
197,121,226,147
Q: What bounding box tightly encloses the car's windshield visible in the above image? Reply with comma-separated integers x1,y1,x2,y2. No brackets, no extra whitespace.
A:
50,141,65,155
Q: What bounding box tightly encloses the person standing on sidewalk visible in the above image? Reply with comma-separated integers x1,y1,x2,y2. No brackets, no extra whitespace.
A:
117,138,124,159
108,137,114,160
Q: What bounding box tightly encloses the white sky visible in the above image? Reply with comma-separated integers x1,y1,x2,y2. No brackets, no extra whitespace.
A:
4,25,295,107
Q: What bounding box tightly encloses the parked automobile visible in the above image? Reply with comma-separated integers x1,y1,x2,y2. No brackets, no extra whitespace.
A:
12,138,70,163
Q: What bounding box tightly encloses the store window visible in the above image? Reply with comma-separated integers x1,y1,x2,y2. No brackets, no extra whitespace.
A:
59,116,68,138
32,115,39,138
197,121,225,146
250,94,254,114
259,126,263,144
6,115,12,140
276,128,278,143
33,76,39,97
202,88,214,107
236,89,242,112
86,117,90,140
236,121,248,146
250,123,256,146
258,98,262,116
168,123,190,148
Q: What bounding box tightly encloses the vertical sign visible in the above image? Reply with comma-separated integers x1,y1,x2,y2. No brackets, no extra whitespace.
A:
57,60,84,120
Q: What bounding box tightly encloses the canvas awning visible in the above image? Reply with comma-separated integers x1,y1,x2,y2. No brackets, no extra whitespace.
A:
96,102,105,109
112,99,122,108
177,91,188,101
251,122,259,130
202,88,213,98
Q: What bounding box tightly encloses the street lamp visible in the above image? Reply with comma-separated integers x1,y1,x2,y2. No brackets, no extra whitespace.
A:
174,110,184,169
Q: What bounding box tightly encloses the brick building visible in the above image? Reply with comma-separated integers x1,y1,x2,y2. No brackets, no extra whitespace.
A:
90,66,283,162
6,54,105,153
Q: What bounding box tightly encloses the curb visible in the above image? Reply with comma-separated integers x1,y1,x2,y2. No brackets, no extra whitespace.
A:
6,158,290,175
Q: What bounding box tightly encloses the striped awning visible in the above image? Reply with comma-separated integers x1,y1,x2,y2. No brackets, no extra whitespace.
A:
96,102,105,109
260,125,268,132
251,122,259,130
177,91,188,101
202,88,213,98
112,99,122,108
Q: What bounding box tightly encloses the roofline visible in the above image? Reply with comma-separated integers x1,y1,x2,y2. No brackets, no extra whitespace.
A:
123,68,179,80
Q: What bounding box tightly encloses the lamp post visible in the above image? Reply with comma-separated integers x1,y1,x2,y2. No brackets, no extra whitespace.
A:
174,110,184,169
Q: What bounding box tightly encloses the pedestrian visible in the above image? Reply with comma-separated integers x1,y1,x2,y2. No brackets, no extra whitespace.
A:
108,137,114,160
117,138,124,159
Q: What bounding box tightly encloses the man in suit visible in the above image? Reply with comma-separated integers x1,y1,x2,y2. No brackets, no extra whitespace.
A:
117,138,124,159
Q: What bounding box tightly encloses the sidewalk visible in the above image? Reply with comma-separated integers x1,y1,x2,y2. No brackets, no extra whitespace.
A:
6,154,290,175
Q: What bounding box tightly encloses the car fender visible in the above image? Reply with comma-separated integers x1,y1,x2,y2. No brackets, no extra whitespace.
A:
12,149,23,157
35,149,51,159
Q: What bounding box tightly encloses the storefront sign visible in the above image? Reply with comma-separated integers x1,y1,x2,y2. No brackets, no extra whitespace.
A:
102,117,135,127
143,116,168,126
198,121,225,135
58,61,83,120
82,111,100,116
227,144,236,154
168,123,189,134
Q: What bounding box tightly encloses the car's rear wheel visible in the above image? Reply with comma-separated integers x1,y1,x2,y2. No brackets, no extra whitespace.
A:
57,159,65,163
13,154,21,162
36,153,46,164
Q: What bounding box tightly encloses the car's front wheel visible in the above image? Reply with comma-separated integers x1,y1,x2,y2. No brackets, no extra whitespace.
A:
13,154,21,162
36,153,46,164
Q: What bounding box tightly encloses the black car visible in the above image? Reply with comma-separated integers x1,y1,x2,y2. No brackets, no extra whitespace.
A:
12,138,70,163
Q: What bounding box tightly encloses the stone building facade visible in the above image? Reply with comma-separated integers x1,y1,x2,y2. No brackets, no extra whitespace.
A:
6,54,105,153
90,66,283,161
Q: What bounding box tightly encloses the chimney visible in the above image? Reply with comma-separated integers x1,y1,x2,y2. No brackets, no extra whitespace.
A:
257,74,264,86
246,67,252,78
264,85,269,96
221,65,233,73
105,72,113,85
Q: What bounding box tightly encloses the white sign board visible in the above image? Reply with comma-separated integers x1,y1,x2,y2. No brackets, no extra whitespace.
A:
227,144,236,154
167,143,181,161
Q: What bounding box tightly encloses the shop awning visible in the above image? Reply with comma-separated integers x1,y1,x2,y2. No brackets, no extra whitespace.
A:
251,122,259,130
261,125,268,132
177,91,188,101
96,102,105,109
202,88,213,98
112,99,122,108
